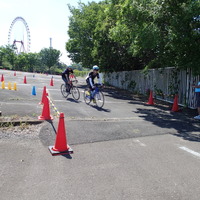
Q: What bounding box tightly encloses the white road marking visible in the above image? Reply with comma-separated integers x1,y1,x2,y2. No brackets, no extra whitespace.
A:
179,146,200,158
47,88,60,91
135,139,146,147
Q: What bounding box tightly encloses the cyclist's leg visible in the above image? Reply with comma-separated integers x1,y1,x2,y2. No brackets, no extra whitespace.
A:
62,75,70,92
85,80,92,96
68,82,72,93
87,80,96,98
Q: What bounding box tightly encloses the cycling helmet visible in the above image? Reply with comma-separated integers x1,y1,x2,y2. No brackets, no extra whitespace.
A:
93,65,99,70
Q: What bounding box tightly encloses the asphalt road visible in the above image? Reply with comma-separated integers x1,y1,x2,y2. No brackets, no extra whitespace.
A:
1,69,200,200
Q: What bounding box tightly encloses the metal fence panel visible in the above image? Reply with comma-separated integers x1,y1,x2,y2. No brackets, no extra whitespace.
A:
103,68,200,109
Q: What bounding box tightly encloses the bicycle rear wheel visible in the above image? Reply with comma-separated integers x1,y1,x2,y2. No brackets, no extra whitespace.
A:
61,84,69,98
71,86,80,100
83,89,91,104
94,91,104,108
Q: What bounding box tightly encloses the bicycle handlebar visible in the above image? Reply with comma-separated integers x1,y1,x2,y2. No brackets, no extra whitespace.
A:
94,83,104,88
70,80,78,83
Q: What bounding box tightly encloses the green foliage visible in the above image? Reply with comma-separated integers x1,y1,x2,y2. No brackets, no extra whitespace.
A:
39,48,61,73
128,80,137,91
15,53,28,71
1,60,12,70
0,45,16,68
168,68,180,96
66,2,101,67
73,69,89,77
52,67,63,75
66,0,200,74
0,45,64,74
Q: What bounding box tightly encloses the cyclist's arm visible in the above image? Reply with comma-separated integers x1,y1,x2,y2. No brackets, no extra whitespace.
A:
65,74,70,83
73,74,78,83
97,73,102,85
73,74,77,80
89,77,94,88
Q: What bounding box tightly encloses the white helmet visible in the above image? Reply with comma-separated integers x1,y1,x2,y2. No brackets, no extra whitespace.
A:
93,65,99,70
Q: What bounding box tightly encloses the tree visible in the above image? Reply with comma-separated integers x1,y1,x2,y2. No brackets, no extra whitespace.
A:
66,0,200,74
39,48,61,73
66,2,104,68
15,53,28,71
25,53,39,72
0,45,16,68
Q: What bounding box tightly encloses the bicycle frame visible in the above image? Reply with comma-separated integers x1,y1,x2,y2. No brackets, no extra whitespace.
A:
84,84,104,108
67,80,77,91
61,80,80,100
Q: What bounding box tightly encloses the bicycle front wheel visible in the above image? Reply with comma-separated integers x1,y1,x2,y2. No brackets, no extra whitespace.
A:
71,86,80,100
94,91,104,108
61,84,69,98
83,89,91,104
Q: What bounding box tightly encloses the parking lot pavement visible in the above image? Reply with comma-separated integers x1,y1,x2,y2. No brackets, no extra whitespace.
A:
1,69,200,200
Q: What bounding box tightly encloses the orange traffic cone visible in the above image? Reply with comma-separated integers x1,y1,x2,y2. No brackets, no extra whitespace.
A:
39,86,47,104
23,76,27,84
49,112,73,156
38,93,53,120
171,94,179,112
147,90,154,105
50,77,54,86
1,74,4,82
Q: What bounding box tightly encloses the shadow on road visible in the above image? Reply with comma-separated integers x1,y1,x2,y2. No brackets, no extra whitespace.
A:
39,120,73,159
65,97,81,103
90,104,111,112
134,106,200,142
73,83,200,142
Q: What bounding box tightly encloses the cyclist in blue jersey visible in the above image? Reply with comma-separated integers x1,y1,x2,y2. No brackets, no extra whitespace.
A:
86,65,102,102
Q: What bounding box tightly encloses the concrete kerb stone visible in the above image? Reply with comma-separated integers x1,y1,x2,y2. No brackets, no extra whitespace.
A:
0,117,44,127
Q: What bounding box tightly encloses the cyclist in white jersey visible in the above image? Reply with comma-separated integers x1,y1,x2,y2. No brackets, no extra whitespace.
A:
86,65,102,102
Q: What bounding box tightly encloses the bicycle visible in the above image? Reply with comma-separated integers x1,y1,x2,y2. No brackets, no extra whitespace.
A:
61,80,80,100
83,84,105,108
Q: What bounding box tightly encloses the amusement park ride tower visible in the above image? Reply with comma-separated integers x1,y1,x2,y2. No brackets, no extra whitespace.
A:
8,16,31,54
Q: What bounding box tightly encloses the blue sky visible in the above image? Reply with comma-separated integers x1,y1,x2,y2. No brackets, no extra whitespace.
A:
0,0,100,65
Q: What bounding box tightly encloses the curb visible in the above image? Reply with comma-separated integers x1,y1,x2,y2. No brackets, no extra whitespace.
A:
0,119,44,127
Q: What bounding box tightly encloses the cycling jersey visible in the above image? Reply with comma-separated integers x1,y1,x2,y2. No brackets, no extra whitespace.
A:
86,71,101,89
62,68,73,81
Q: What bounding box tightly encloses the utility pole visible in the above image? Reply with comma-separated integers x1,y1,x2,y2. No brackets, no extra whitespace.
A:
50,37,52,48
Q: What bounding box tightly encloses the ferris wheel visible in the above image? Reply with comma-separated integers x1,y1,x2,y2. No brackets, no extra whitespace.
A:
8,16,31,53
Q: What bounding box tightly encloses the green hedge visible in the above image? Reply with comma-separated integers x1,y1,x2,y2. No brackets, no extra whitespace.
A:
74,70,89,77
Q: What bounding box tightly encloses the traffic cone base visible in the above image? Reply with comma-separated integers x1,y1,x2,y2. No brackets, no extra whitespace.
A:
48,145,73,156
49,112,73,156
38,115,53,120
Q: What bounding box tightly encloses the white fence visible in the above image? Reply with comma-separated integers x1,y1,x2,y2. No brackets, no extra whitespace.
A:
103,68,200,109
